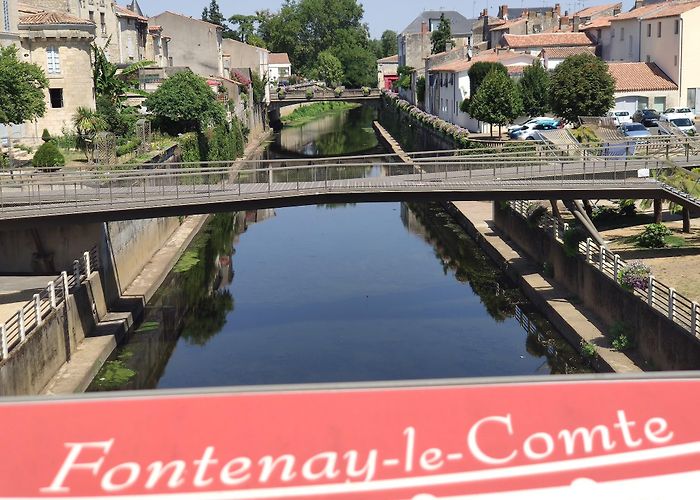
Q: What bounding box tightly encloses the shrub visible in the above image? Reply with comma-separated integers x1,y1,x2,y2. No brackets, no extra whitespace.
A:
580,341,597,358
526,204,547,227
362,86,371,96
617,199,637,217
638,223,671,248
32,141,65,170
277,87,286,99
0,152,8,169
618,261,651,291
610,322,634,351
116,139,141,157
41,128,51,143
592,205,618,223
305,88,314,100
563,226,588,257
334,86,343,98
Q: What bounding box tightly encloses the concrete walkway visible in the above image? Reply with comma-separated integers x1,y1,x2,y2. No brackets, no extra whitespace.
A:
0,275,58,326
450,200,642,374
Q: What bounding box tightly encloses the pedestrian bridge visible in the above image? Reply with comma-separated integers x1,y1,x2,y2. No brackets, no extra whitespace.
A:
268,88,381,112
1,142,698,225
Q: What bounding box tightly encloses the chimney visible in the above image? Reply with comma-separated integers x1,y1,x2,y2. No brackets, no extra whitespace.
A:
572,15,580,32
559,15,570,30
633,0,644,9
554,3,561,15
481,8,489,17
421,21,428,34
499,4,509,20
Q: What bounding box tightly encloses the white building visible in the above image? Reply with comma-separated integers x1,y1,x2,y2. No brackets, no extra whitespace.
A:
427,50,535,132
603,0,700,114
268,52,291,86
539,45,596,69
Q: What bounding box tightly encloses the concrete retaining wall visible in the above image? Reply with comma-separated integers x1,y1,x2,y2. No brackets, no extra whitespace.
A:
493,203,700,370
0,273,106,396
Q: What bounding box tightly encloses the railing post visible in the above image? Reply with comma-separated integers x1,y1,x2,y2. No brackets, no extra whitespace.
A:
599,247,605,271
73,259,80,286
34,294,42,325
84,251,91,276
18,309,25,341
48,281,56,309
614,255,620,283
0,324,7,359
648,275,655,307
586,238,592,263
668,288,676,320
692,302,699,337
62,271,69,297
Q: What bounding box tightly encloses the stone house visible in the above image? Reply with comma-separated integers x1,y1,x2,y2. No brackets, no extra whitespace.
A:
222,38,270,103
499,32,595,56
114,3,146,64
148,11,224,78
17,10,96,142
268,52,291,86
485,4,562,48
0,0,20,46
144,24,170,68
377,54,398,90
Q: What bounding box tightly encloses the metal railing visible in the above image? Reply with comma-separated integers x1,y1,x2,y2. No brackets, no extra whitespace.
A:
511,201,700,339
271,88,381,101
0,248,99,361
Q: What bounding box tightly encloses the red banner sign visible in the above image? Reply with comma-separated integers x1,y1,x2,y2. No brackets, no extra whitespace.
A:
1,378,700,498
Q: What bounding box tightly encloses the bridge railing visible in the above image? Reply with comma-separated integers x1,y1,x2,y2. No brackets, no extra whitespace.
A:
511,201,700,340
271,88,381,101
0,247,98,361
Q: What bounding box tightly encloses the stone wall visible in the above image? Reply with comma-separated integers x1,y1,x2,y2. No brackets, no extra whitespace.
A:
493,203,700,370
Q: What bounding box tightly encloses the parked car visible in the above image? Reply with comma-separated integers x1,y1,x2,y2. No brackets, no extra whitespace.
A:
660,107,695,122
522,123,559,140
509,119,559,139
668,117,697,135
507,116,549,134
620,122,651,138
632,109,660,127
607,110,633,126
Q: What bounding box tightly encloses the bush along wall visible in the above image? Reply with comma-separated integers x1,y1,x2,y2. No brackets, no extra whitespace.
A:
382,90,472,148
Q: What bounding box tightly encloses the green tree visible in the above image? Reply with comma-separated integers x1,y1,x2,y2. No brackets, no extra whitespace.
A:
468,70,523,137
315,51,344,87
467,61,507,97
519,60,550,117
202,0,234,37
144,70,226,134
92,43,152,103
381,30,398,57
229,14,257,43
0,45,48,127
416,76,426,105
431,14,453,54
73,107,107,163
251,71,267,104
549,54,615,123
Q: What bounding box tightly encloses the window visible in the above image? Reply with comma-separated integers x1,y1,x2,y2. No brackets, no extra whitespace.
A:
688,88,697,111
46,46,60,74
2,0,10,32
100,13,106,35
674,55,678,66
675,19,680,34
49,88,63,108
647,23,651,37
429,19,440,32
88,10,94,22
657,22,661,37
620,27,625,41
646,55,651,63
654,96,666,112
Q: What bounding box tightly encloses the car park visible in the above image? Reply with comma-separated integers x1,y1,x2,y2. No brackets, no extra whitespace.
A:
660,107,695,121
607,110,633,126
620,122,651,138
632,109,660,127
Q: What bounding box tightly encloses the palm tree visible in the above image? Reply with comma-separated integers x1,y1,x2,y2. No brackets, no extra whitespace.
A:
92,43,153,103
73,107,107,163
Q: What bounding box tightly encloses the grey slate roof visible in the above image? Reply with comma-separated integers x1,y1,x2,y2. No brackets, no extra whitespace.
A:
401,11,477,35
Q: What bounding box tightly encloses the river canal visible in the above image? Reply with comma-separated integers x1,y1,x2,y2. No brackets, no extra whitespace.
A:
88,105,590,392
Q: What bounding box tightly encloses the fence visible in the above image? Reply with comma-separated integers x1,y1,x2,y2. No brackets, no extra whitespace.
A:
0,247,99,361
510,200,700,340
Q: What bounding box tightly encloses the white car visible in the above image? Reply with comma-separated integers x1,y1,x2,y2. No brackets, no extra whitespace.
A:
607,110,633,126
660,107,695,121
507,116,549,133
667,117,697,135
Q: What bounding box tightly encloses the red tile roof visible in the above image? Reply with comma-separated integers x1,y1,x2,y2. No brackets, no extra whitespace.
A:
377,54,399,64
116,5,148,22
429,50,536,73
269,53,291,65
581,15,614,29
540,45,597,58
19,11,95,26
489,17,527,31
607,62,678,91
574,2,621,18
612,2,672,20
502,32,593,48
643,0,700,19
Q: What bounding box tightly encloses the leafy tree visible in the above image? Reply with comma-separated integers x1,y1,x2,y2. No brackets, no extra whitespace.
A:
251,71,267,104
519,60,550,117
315,51,344,87
467,61,507,97
96,95,138,136
381,30,398,57
416,76,426,105
549,54,615,123
468,69,523,137
431,14,453,54
144,70,226,134
369,39,383,60
0,45,48,127
396,65,413,90
229,14,257,43
73,107,107,162
32,141,65,169
202,0,234,38
92,43,152,103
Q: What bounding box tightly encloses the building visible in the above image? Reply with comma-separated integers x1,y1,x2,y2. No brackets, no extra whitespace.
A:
268,52,291,86
603,0,700,114
377,54,399,90
222,38,269,79
398,11,477,72
499,32,594,55
485,4,562,48
145,24,171,68
17,10,96,141
581,16,615,58
148,11,224,78
1,0,20,46
608,61,679,113
573,2,622,25
115,4,147,64
427,49,535,131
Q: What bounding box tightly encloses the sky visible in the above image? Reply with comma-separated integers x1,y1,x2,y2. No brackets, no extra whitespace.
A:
136,0,636,39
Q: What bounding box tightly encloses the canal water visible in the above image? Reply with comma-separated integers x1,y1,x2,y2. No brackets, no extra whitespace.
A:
88,105,590,392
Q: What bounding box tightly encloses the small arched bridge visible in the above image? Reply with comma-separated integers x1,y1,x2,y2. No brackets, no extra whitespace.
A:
268,88,382,113
1,143,699,226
